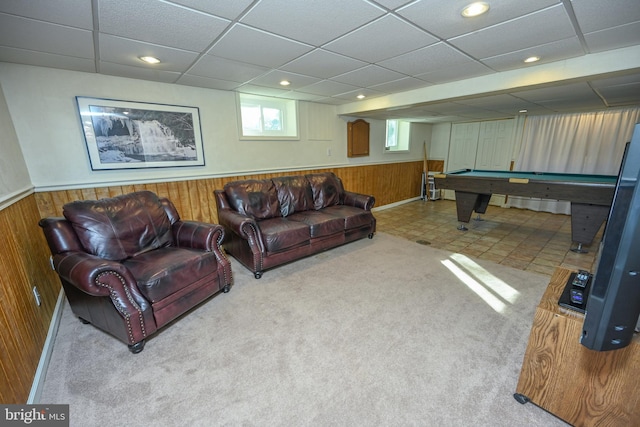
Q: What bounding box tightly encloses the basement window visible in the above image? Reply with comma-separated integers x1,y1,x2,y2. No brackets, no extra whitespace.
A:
237,93,299,140
385,119,410,152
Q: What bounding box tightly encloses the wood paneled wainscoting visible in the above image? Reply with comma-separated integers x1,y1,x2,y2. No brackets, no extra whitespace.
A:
1,161,424,403
0,194,61,404
35,162,425,220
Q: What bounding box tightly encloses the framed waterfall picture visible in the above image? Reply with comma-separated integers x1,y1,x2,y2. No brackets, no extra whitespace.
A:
76,97,205,170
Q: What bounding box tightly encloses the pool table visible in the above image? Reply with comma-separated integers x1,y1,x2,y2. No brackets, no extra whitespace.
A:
433,169,617,251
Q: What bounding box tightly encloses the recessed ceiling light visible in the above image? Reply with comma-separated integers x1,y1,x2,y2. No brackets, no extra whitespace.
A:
461,2,490,17
139,56,160,64
519,109,528,114
280,80,291,86
524,56,540,63
357,94,366,99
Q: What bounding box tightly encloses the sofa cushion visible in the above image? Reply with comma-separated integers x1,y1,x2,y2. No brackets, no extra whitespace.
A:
322,205,375,230
224,179,280,219
272,175,314,217
63,191,173,261
123,247,218,303
306,172,344,210
288,211,345,238
257,218,310,253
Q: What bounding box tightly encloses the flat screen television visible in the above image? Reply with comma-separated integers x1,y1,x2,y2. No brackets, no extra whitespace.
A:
580,123,640,351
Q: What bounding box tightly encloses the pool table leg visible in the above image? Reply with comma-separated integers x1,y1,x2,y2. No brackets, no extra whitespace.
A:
570,203,610,252
454,191,491,230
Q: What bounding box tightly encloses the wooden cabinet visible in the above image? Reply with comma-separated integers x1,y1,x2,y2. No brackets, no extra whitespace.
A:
515,267,640,426
347,119,369,157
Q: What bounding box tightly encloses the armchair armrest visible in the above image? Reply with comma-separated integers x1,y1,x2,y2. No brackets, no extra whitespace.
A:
343,191,375,211
54,252,133,297
172,221,225,252
53,251,152,344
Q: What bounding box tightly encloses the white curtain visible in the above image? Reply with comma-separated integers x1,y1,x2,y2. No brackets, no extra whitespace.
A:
509,107,640,214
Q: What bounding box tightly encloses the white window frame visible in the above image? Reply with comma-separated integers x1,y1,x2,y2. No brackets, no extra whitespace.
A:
385,119,410,152
237,93,299,140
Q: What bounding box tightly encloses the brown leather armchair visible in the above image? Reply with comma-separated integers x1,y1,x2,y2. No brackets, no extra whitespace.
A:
39,191,233,353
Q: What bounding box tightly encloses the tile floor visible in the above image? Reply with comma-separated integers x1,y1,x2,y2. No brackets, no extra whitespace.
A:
374,198,602,277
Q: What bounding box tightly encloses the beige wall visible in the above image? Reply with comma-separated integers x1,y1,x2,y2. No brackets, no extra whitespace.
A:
0,82,31,201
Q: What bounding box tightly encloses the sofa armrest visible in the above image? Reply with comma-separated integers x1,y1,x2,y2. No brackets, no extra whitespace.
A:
217,208,265,253
172,221,225,252
172,220,233,287
343,191,375,211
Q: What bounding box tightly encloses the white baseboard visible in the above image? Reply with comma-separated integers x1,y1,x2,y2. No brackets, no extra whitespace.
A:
372,197,422,212
28,290,65,404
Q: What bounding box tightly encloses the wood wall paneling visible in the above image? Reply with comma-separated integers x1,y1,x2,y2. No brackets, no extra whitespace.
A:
35,162,423,220
0,195,60,404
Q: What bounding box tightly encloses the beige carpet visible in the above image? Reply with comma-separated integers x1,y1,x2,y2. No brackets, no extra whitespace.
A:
39,233,568,426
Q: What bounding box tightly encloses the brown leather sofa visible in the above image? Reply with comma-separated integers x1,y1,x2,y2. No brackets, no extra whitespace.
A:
214,172,376,278
39,191,233,353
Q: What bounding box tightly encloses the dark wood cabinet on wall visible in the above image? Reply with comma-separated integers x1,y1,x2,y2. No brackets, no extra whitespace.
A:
347,119,369,157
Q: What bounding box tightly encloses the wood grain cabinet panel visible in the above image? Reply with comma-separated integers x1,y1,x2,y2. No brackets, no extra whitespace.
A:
347,119,369,157
515,267,640,426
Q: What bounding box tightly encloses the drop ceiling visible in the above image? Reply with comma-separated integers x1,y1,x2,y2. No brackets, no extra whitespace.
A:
0,0,638,123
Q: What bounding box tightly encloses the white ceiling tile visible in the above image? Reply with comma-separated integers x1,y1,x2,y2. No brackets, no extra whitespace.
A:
456,94,533,111
373,0,415,10
590,75,640,103
455,94,519,107
99,61,181,84
0,46,96,73
99,0,230,51
280,49,367,79
397,0,559,39
590,74,640,89
249,71,321,90
368,77,431,93
594,82,640,106
500,105,555,116
481,37,584,72
583,22,640,53
167,0,255,19
297,80,360,97
208,24,313,68
324,15,439,63
514,82,600,103
311,97,349,105
570,0,640,33
0,13,94,58
99,35,199,72
330,65,405,87
236,84,291,97
415,61,494,84
378,42,474,76
280,91,325,101
449,5,575,59
0,0,93,29
240,0,384,46
188,55,269,82
331,87,386,101
176,74,241,91
537,98,607,112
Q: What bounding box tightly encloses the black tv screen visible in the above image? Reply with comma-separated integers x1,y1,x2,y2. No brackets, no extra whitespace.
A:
580,123,640,351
